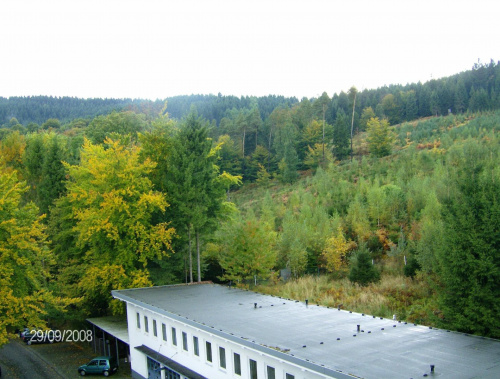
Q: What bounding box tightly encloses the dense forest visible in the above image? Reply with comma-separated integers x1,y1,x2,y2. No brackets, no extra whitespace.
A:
0,60,499,347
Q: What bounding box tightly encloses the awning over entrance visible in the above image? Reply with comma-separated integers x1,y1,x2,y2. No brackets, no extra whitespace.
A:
135,345,207,379
87,316,129,345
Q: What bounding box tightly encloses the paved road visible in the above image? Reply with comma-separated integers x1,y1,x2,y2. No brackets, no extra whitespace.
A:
0,339,65,379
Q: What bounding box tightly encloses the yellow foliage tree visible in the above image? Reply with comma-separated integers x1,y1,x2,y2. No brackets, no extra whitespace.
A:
322,225,356,273
0,160,70,346
55,138,175,315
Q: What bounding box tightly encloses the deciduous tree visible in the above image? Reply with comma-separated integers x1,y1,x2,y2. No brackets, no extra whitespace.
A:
366,117,394,158
54,138,174,315
0,161,67,346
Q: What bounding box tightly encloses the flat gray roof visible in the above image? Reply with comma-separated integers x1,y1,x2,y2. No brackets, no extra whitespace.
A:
113,283,500,379
87,316,129,345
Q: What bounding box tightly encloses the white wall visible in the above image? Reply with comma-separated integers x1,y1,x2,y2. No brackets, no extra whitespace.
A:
126,303,332,379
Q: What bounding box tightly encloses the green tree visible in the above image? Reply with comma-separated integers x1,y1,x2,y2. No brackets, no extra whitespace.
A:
404,90,418,121
454,79,468,113
164,112,227,283
348,244,380,286
366,117,394,158
430,90,441,116
85,111,147,144
278,138,299,184
416,191,445,272
214,212,277,283
332,109,350,160
381,94,400,124
38,136,66,216
438,150,500,337
41,118,61,130
22,133,46,203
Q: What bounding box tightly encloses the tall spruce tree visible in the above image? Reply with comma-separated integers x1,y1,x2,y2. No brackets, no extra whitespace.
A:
165,111,224,282
38,136,66,216
438,145,500,337
332,109,350,160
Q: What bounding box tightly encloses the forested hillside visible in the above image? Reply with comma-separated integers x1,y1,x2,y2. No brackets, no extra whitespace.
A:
0,61,499,346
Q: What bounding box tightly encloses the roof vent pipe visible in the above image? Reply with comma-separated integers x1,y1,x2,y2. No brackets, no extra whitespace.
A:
430,365,435,373
357,325,360,332
254,303,257,309
305,299,309,306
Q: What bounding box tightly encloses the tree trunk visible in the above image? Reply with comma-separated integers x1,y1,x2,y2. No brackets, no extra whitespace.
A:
188,226,193,283
322,103,326,161
267,126,272,171
350,93,357,161
196,230,201,283
242,126,246,159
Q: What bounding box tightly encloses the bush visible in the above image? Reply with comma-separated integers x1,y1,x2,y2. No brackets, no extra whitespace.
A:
404,256,421,279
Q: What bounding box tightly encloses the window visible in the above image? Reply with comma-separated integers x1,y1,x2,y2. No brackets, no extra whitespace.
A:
171,327,177,346
182,332,188,351
286,374,295,379
219,347,226,369
144,316,149,333
136,312,140,329
267,366,275,379
153,319,157,337
233,353,241,375
250,359,258,379
206,341,212,362
193,336,199,356
162,323,167,341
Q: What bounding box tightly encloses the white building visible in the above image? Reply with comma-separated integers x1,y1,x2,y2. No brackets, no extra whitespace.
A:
112,283,500,379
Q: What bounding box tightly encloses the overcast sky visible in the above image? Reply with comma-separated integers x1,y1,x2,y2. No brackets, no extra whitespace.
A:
0,0,498,100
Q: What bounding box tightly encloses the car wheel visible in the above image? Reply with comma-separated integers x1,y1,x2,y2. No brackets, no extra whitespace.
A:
27,340,32,345
103,371,109,377
79,370,86,376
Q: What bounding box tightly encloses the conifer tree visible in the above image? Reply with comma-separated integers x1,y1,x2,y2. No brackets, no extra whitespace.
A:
348,244,380,286
438,146,500,337
38,136,66,216
332,109,350,160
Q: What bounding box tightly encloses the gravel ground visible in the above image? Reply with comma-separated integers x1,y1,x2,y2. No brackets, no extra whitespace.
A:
0,338,131,378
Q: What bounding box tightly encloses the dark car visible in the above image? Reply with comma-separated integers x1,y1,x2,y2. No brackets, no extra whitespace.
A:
22,331,54,345
78,357,118,376
18,327,30,338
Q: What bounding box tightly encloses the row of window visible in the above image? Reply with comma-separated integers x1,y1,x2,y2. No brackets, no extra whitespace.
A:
136,311,296,379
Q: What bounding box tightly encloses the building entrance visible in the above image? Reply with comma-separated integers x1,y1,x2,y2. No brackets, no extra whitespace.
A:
147,357,161,379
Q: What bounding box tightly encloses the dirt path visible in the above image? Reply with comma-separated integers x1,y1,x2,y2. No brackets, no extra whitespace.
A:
0,339,65,378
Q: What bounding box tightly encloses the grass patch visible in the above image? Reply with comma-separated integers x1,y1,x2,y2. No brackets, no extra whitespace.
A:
256,272,438,325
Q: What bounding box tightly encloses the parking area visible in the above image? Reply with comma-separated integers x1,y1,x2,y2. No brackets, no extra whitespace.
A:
0,338,131,378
